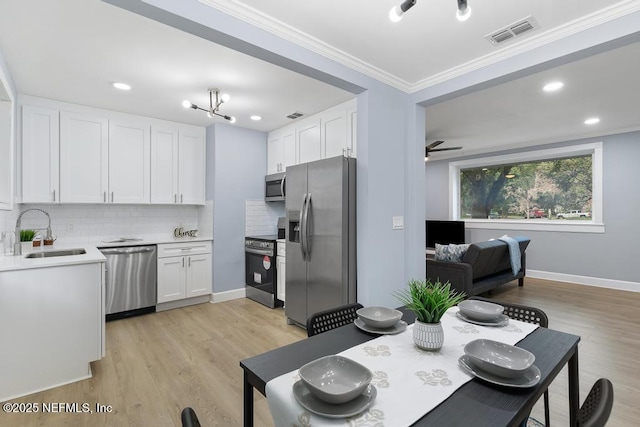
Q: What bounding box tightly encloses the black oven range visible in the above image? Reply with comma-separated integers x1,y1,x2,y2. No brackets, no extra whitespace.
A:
245,234,282,308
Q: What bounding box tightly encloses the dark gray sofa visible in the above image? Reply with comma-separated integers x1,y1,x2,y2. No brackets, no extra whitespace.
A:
426,236,531,297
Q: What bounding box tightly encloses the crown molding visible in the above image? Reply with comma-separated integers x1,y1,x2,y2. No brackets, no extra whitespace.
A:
199,0,640,94
198,0,413,92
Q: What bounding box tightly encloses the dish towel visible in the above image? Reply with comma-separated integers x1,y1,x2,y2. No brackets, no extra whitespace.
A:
498,235,522,276
266,307,538,426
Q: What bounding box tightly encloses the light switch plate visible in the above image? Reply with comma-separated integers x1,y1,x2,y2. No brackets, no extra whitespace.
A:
392,216,404,230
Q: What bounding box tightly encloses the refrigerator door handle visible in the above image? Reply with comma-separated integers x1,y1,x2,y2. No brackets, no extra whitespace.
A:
300,193,308,261
304,193,312,259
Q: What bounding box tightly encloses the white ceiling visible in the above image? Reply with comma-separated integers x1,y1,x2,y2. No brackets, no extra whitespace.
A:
1,0,639,153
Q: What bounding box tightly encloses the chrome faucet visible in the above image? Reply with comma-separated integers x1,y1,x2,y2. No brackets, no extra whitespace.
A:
14,208,53,256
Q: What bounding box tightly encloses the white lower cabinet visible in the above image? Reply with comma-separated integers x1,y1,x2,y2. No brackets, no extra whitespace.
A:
157,241,212,303
276,240,286,303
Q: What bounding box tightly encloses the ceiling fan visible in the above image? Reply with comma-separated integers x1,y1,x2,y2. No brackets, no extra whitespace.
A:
425,140,463,160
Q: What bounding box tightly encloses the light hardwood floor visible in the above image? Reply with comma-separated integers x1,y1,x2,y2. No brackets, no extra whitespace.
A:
2,279,638,426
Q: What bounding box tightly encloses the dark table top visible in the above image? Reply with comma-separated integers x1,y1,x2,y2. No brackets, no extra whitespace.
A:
240,308,580,427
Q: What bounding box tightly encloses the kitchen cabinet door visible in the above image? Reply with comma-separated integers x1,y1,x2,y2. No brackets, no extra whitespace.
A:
21,105,59,203
267,132,284,174
276,255,286,303
321,106,348,159
151,126,179,204
186,253,212,297
178,126,205,205
157,256,186,303
108,119,150,203
283,128,296,169
59,111,108,203
297,118,321,164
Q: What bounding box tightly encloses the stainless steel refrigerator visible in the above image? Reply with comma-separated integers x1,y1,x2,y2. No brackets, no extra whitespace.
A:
285,155,357,327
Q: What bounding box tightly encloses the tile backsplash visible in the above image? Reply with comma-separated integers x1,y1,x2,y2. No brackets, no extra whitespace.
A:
245,200,284,236
17,203,201,243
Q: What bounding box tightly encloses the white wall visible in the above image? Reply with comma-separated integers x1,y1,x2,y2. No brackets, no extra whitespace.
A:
209,123,268,293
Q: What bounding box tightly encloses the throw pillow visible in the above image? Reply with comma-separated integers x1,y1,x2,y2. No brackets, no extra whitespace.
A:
435,243,470,262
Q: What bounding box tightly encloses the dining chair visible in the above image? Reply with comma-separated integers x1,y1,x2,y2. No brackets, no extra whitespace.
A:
306,303,364,337
469,297,550,427
181,407,201,427
576,378,614,427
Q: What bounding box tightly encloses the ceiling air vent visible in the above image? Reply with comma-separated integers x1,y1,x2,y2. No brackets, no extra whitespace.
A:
485,16,539,46
286,111,304,119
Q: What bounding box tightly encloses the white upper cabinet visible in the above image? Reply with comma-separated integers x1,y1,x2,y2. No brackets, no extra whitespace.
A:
266,99,356,173
59,111,108,203
297,118,321,164
150,126,179,204
178,126,206,205
267,131,284,174
21,105,59,203
20,96,205,205
108,118,151,204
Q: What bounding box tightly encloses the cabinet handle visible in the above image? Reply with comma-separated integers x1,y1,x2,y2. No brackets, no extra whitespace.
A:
52,189,56,202
181,194,183,203
103,192,106,202
111,192,114,203
188,257,191,267
174,194,177,203
182,258,185,267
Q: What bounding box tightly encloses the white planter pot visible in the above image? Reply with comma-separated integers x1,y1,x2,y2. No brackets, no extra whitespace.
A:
413,320,444,351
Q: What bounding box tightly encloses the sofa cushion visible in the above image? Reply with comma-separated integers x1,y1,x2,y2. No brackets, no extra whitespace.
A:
435,243,470,262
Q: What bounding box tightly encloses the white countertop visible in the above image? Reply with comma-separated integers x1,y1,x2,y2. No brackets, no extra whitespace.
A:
0,244,106,272
0,236,214,272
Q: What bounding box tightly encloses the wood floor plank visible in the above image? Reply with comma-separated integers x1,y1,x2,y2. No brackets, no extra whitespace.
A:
1,280,637,426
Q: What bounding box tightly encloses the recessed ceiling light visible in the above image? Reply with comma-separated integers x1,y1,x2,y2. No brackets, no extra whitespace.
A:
584,117,600,125
543,81,564,92
112,82,131,91
250,115,262,121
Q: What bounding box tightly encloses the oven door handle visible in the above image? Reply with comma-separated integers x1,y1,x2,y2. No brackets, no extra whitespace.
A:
281,175,286,198
245,247,274,256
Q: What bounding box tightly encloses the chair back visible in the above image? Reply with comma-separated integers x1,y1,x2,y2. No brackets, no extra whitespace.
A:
306,303,364,337
577,378,614,427
469,296,548,327
181,407,201,427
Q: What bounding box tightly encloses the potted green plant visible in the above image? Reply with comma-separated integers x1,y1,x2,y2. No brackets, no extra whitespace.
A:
395,279,465,350
19,229,37,253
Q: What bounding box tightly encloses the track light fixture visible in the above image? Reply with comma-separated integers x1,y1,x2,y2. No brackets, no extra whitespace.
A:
389,0,416,23
456,0,472,21
182,88,235,122
389,0,471,22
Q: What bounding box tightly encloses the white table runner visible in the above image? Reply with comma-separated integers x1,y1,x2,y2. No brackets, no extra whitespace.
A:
266,307,539,426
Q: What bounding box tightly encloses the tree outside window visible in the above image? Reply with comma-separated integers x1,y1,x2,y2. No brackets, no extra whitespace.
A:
459,155,592,220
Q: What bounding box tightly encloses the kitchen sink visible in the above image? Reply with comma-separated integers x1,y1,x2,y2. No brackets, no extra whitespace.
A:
25,248,87,258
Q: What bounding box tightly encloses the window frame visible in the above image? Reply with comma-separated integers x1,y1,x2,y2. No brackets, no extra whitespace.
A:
448,142,604,233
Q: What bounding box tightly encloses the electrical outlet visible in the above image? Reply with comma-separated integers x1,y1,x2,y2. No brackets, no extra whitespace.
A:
67,222,75,231
392,216,404,230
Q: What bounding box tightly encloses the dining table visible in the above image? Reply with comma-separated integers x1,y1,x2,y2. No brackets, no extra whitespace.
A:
239,306,580,427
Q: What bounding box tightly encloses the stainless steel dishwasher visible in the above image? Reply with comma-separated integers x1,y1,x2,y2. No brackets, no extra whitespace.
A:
100,245,157,321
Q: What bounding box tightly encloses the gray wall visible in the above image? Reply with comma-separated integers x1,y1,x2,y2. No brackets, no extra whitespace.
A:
425,132,640,285
208,123,268,293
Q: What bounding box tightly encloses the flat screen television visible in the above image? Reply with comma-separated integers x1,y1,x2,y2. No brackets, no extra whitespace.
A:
426,220,465,248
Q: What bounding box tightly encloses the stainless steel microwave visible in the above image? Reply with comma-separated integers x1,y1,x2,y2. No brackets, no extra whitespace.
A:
265,172,286,202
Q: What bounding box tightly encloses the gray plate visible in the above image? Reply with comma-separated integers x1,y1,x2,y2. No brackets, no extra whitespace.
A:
292,380,377,418
456,311,509,327
459,355,541,388
354,318,408,335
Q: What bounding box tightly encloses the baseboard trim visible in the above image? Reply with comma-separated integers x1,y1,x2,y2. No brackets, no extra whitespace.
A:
527,269,640,293
210,288,246,303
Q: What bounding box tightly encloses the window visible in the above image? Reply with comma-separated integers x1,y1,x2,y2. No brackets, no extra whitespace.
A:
449,143,603,233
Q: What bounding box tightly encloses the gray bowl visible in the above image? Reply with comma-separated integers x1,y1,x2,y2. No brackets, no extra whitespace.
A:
299,355,373,404
356,306,403,329
458,300,504,321
464,339,535,378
